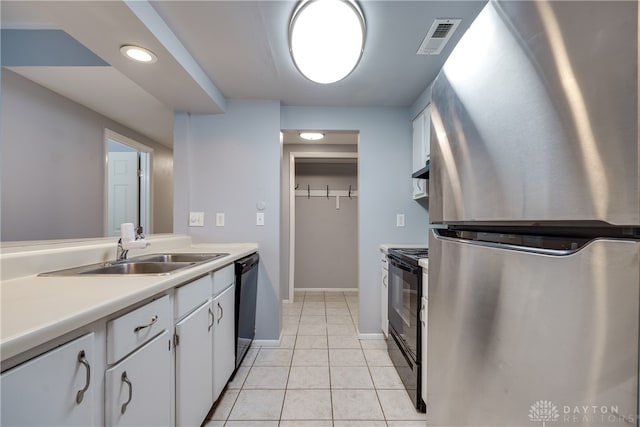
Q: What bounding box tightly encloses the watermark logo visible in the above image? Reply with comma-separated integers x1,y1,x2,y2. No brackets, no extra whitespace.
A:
529,400,560,426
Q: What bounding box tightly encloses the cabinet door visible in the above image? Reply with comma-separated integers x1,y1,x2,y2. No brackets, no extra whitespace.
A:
413,178,428,199
421,296,428,407
381,262,388,338
412,107,430,199
105,331,171,427
412,112,425,172
423,104,431,162
175,301,214,426
212,285,235,400
1,333,95,426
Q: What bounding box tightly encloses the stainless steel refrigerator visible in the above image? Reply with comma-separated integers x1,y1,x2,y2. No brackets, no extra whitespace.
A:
428,1,639,426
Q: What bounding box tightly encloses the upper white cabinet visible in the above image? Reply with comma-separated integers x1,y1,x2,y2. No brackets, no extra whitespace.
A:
412,105,431,199
1,333,96,426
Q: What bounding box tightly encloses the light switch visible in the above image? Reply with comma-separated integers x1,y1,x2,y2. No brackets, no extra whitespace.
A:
216,213,225,227
189,212,204,227
256,212,265,226
396,214,405,227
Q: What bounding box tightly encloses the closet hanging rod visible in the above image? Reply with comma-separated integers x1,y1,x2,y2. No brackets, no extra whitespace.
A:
294,189,358,198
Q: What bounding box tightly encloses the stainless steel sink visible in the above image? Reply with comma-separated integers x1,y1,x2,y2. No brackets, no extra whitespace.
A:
80,262,191,275
130,253,228,263
39,252,229,276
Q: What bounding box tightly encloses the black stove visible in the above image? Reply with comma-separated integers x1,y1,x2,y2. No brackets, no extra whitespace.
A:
388,248,429,266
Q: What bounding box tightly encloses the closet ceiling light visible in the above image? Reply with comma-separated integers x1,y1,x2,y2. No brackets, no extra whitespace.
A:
300,132,325,141
289,0,366,84
120,45,157,63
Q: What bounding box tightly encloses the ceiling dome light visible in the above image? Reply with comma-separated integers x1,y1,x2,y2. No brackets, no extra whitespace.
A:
289,0,365,84
300,132,325,141
120,45,157,63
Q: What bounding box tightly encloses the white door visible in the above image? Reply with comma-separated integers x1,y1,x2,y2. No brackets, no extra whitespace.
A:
175,301,214,426
105,332,171,427
107,150,139,236
212,285,236,401
0,334,95,426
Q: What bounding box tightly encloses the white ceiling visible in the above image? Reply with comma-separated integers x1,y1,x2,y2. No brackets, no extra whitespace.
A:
1,0,487,148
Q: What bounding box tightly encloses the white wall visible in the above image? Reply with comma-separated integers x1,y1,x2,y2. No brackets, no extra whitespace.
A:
0,70,173,241
173,100,282,340
281,106,429,334
174,103,428,338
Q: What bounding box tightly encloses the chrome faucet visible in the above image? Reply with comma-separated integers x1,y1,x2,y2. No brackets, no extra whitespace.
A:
116,238,129,261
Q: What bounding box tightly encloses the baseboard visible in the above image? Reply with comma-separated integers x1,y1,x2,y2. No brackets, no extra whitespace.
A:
359,333,385,340
294,288,359,293
252,330,283,347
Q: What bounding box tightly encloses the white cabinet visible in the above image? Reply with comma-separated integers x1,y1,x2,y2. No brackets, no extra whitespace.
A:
1,333,95,426
380,251,389,338
212,284,236,400
105,296,172,427
105,331,171,427
421,269,428,407
107,295,170,364
175,300,214,426
412,105,431,199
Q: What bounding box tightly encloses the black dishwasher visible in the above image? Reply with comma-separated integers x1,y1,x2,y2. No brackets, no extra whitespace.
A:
233,253,259,370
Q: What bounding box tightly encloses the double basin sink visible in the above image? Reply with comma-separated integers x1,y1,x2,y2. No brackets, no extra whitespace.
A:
40,253,229,276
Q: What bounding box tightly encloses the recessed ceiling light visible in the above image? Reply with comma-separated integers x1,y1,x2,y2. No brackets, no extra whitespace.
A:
120,45,157,64
300,132,325,141
289,0,366,84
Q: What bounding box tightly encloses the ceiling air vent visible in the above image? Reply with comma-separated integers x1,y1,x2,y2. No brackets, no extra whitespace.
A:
417,19,461,55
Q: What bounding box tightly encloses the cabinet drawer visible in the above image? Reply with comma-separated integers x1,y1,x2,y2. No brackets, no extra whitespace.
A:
212,264,234,296
174,275,211,319
107,295,170,364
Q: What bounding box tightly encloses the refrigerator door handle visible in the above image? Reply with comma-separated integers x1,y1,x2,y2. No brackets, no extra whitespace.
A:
433,229,585,256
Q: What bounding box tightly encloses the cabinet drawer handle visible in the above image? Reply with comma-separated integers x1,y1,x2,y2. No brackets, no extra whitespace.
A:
121,371,133,415
75,350,90,404
217,302,223,324
134,315,158,333
208,307,214,332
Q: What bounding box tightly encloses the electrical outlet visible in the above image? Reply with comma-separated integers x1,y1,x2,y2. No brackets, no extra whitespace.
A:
189,212,204,227
396,214,405,227
256,212,265,226
216,213,225,227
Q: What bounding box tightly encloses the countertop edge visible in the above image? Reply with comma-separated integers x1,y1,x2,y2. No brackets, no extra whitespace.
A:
1,243,258,362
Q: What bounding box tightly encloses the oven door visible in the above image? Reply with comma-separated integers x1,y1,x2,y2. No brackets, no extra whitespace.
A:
388,256,421,360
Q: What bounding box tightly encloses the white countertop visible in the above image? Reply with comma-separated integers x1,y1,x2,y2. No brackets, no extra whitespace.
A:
0,235,258,361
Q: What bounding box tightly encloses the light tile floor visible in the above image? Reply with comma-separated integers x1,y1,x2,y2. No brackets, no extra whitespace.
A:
205,290,426,427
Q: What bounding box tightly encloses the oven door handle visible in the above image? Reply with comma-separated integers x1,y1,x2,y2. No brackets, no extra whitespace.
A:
389,258,420,275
